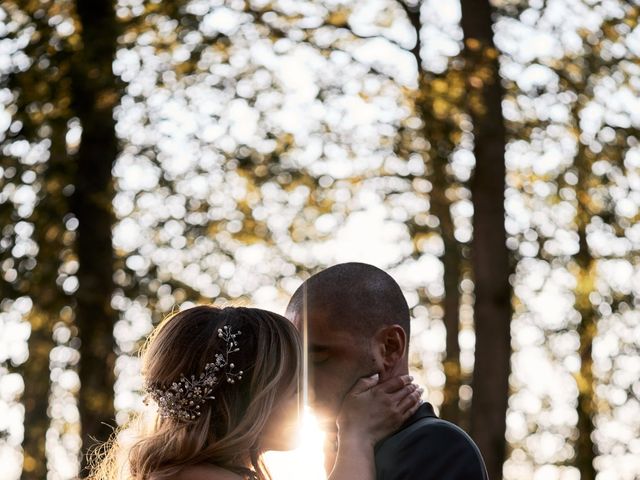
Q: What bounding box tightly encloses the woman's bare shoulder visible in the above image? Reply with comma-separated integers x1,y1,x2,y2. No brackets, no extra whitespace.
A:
172,464,245,480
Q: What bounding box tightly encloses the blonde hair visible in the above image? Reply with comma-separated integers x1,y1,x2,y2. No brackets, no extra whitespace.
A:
89,305,302,480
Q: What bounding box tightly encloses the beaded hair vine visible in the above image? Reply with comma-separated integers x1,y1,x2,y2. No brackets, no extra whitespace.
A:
144,325,244,422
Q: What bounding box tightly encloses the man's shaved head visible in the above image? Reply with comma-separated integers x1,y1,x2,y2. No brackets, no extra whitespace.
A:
286,262,410,338
285,262,411,425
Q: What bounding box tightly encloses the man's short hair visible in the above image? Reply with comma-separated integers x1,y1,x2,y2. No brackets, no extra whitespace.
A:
286,262,410,337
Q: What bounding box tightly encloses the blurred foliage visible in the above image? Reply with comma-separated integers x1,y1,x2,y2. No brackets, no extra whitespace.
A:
1,1,640,480
501,1,640,479
1,1,80,477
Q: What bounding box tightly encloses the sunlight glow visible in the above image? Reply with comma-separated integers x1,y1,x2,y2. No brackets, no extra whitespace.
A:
263,286,327,480
264,407,327,480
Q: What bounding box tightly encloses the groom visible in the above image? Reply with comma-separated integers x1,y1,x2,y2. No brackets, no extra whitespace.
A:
286,262,488,480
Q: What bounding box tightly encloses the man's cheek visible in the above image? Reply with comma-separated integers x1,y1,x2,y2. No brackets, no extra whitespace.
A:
311,371,339,405
311,370,331,396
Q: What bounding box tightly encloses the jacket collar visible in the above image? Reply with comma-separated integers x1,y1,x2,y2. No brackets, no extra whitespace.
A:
405,401,437,427
375,401,438,452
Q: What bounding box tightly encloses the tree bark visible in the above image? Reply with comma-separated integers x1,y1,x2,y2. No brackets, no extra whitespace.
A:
572,113,598,480
7,3,77,477
460,1,511,479
20,310,54,480
435,184,463,426
420,80,464,426
69,0,120,473
19,94,72,480
573,230,598,480
400,0,465,425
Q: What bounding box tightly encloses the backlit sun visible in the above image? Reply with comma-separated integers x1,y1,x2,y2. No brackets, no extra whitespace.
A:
264,407,327,480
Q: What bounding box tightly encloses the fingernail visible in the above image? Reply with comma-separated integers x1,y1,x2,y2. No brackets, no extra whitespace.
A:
369,373,379,381
408,375,414,381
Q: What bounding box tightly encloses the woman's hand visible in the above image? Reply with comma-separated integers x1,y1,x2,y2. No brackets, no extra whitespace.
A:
328,374,422,480
337,373,423,447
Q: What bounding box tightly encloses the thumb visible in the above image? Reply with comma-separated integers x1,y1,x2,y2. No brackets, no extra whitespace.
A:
349,373,380,395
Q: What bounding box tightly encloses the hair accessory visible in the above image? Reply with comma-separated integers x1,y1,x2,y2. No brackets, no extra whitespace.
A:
145,325,244,422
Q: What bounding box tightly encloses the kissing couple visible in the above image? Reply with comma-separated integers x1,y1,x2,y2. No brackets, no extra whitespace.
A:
91,263,488,480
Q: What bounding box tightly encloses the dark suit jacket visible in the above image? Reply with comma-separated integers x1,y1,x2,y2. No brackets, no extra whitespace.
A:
374,402,489,480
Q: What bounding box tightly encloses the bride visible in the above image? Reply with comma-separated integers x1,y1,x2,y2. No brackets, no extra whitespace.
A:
90,305,421,480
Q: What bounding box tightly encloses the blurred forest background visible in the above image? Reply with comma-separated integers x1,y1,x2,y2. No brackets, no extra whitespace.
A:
1,0,640,479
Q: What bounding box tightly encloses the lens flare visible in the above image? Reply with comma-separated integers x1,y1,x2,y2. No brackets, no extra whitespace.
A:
265,286,327,479
264,407,327,480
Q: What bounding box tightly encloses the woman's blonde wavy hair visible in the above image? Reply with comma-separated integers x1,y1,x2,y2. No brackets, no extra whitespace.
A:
89,305,302,480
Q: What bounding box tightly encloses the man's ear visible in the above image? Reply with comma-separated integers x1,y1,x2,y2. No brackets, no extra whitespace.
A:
372,325,407,373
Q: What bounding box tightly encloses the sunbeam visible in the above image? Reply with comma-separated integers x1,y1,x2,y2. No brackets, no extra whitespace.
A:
264,407,327,480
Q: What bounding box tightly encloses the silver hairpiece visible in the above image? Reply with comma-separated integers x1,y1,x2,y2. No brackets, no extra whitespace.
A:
145,325,244,422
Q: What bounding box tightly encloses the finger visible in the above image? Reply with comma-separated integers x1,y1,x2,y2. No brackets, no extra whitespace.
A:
397,388,424,414
378,374,413,393
348,373,380,395
389,383,418,403
403,394,423,418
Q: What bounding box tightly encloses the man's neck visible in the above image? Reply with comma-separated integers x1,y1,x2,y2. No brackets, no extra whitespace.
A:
379,362,409,383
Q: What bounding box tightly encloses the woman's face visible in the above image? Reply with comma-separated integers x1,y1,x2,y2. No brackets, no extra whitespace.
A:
260,384,302,451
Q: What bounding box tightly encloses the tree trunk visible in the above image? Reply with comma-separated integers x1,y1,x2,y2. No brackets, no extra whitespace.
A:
20,310,53,480
573,229,598,480
69,0,120,473
421,80,464,426
460,1,511,479
8,4,77,477
400,0,465,425
437,193,463,426
20,118,70,480
572,123,598,480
